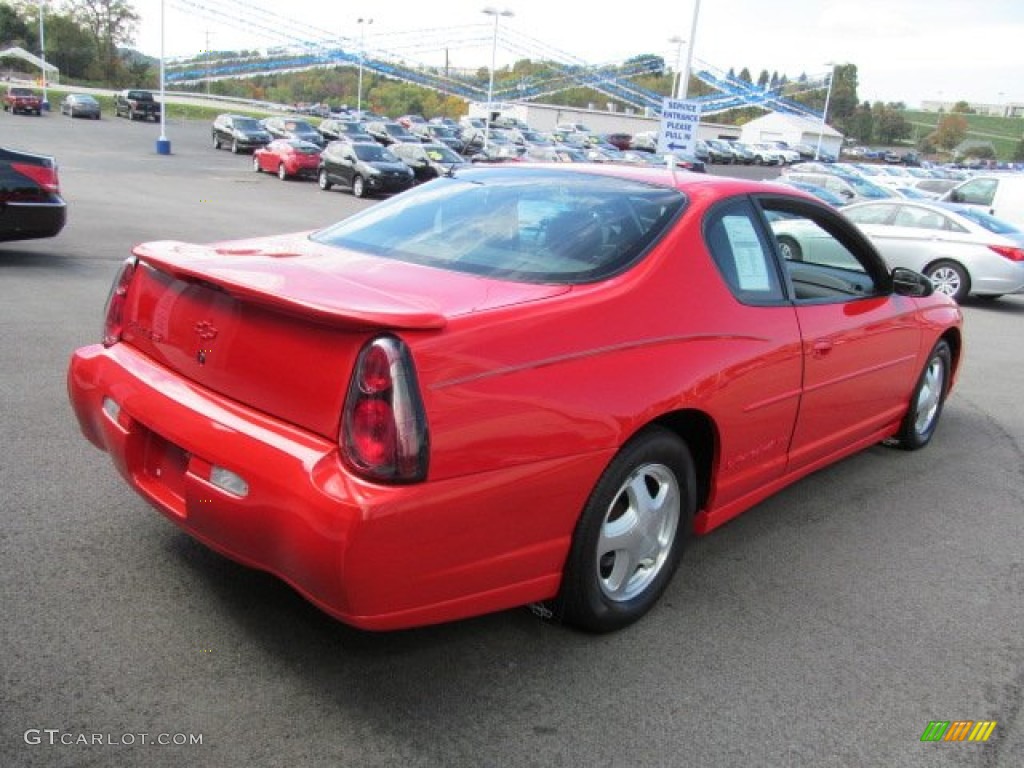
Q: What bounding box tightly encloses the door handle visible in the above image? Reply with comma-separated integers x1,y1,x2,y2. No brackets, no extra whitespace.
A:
812,339,834,358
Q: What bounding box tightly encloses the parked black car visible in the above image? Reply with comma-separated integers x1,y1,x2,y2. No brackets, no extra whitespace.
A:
260,116,325,148
411,124,465,153
364,121,419,146
317,140,415,198
318,118,372,142
211,114,273,153
60,94,101,120
0,146,67,242
390,142,470,182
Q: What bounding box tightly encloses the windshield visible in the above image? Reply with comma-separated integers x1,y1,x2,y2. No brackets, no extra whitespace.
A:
354,143,396,162
234,118,262,130
311,169,685,284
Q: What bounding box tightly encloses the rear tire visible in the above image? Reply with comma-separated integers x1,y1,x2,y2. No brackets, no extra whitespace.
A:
925,260,970,303
548,427,695,633
318,169,332,190
891,340,951,450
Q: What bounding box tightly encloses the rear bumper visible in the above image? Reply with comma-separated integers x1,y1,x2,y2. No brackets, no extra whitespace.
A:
67,343,568,629
0,199,67,242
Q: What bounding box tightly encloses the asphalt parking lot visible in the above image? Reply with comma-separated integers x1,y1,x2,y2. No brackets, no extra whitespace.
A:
2,112,1022,768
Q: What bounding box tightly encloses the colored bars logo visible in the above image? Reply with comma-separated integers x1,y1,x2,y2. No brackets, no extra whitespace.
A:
920,721,997,742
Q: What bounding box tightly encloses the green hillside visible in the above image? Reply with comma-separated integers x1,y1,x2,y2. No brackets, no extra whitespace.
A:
904,110,1023,159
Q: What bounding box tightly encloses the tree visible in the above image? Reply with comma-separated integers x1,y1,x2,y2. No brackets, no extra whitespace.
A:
757,69,769,88
873,102,911,144
0,2,34,49
952,100,974,114
67,0,140,81
845,101,874,143
41,12,97,81
933,113,968,150
737,67,752,83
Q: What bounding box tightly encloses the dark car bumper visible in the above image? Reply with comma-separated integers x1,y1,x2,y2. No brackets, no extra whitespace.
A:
0,198,67,242
368,173,415,193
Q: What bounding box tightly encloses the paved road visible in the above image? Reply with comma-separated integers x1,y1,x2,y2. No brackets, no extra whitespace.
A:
2,113,1022,768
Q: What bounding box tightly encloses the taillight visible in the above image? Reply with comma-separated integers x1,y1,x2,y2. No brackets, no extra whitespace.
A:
11,162,60,193
102,259,137,347
989,245,1024,262
341,336,429,483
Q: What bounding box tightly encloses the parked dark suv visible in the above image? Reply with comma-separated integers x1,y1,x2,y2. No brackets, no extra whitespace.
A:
211,114,273,153
317,140,414,198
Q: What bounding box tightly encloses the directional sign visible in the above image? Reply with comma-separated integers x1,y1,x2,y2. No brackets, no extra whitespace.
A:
657,98,701,156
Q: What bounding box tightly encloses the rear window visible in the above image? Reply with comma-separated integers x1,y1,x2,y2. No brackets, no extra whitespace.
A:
311,168,685,284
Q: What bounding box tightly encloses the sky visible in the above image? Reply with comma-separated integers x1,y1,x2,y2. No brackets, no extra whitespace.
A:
132,0,1024,108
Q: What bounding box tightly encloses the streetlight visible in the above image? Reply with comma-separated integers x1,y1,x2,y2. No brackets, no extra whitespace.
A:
814,62,836,161
37,1,48,109
156,0,170,154
678,0,701,100
668,36,686,99
357,17,373,118
482,6,513,150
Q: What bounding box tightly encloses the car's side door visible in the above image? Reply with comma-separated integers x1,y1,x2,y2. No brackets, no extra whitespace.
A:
756,195,922,473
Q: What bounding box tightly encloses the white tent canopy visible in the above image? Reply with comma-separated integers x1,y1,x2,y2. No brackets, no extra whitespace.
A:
0,46,60,82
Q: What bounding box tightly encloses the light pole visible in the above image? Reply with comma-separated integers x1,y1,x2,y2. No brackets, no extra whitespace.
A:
679,0,701,100
668,36,685,99
814,62,836,161
37,1,48,109
482,6,513,150
357,18,373,118
156,0,170,153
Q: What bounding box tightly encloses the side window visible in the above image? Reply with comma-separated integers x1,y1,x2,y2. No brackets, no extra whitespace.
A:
704,199,784,304
955,178,997,206
761,198,883,303
893,206,948,231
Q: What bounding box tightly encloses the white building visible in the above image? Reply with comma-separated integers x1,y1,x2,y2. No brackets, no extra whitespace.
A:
738,113,843,157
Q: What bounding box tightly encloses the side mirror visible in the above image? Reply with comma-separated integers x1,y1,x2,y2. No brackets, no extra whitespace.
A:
892,267,934,298
841,189,855,199
949,190,963,203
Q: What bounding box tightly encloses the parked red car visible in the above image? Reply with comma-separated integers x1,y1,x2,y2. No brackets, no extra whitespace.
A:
68,166,963,632
252,139,321,180
3,86,43,115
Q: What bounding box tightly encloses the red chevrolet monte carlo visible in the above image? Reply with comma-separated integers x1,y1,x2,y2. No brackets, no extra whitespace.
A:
68,165,963,632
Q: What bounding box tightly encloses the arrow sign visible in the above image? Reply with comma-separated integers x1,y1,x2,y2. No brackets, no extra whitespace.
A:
657,98,701,157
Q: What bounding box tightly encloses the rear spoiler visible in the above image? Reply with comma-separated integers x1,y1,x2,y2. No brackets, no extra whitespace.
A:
133,240,448,331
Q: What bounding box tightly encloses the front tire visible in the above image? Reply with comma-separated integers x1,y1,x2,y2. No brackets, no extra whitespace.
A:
891,340,952,450
925,260,970,303
231,140,239,154
213,134,221,150
550,427,695,633
776,235,803,261
277,163,288,181
252,155,261,173
352,175,367,198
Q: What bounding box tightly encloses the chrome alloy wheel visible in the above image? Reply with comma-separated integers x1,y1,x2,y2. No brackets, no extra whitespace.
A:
596,463,680,602
929,266,962,298
914,355,946,436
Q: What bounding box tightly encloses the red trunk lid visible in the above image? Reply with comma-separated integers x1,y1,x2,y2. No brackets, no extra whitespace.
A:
121,234,568,438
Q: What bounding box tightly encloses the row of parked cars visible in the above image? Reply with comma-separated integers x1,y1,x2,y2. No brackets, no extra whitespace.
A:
208,112,712,198
768,159,1024,302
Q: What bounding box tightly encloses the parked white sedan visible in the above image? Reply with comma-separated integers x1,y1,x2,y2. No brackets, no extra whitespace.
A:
772,200,1024,302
